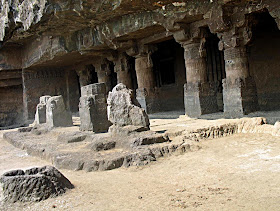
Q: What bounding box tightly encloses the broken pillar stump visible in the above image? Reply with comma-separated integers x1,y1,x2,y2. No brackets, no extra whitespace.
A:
46,95,73,128
34,95,51,124
107,83,150,134
79,83,111,132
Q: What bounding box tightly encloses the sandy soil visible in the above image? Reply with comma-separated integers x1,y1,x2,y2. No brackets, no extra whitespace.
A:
1,127,280,210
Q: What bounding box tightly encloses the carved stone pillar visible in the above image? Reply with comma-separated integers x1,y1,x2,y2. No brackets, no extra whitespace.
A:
113,54,133,89
219,29,258,117
93,59,112,93
127,45,156,113
183,41,218,117
76,65,91,87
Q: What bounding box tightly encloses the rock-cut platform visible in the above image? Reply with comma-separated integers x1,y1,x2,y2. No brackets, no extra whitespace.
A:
3,116,273,172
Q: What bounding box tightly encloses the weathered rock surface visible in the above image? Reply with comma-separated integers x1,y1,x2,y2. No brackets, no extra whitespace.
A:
107,83,149,129
89,139,116,152
34,95,51,125
57,132,88,143
3,117,271,172
79,83,111,132
0,166,74,202
46,96,73,128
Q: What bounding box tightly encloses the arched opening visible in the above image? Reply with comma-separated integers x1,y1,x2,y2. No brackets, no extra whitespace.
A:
204,28,226,112
248,10,280,111
151,38,186,112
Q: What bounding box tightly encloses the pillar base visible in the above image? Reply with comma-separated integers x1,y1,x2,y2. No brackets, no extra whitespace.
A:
136,88,157,114
184,82,219,118
223,77,258,117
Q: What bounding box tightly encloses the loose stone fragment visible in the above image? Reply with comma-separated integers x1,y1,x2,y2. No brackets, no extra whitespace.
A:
0,166,74,202
107,83,150,129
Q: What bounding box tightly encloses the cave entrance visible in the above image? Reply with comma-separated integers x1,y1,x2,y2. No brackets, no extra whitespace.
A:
248,10,280,111
204,28,226,112
151,38,186,113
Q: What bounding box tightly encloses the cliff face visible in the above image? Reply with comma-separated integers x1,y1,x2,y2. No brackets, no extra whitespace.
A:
0,0,280,72
0,0,179,43
0,0,280,127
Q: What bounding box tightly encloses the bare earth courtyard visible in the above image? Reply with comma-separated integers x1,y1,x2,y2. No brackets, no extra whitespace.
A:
1,113,280,211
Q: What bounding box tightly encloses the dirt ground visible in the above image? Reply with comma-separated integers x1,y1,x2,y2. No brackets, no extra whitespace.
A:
1,125,280,210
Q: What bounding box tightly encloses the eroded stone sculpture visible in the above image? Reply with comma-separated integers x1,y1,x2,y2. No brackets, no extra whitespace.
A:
46,95,73,127
34,95,51,124
0,166,74,202
79,83,111,132
107,83,150,130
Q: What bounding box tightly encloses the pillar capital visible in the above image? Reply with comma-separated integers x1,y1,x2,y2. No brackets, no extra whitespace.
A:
92,58,111,76
75,64,92,87
217,26,253,51
113,52,129,73
126,44,157,58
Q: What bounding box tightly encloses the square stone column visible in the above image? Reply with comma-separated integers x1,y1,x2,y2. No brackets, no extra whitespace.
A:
222,47,258,117
183,42,219,117
79,83,111,132
113,54,133,89
93,58,112,93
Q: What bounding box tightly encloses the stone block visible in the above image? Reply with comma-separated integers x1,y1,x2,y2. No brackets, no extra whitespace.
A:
34,95,51,124
107,83,150,128
81,83,106,97
0,166,74,202
223,77,258,117
79,83,111,132
46,96,73,128
184,82,219,118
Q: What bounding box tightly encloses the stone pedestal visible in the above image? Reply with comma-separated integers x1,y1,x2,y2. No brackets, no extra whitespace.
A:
223,47,258,117
183,42,219,117
46,96,73,128
184,82,218,117
223,77,258,117
79,83,110,132
34,95,51,124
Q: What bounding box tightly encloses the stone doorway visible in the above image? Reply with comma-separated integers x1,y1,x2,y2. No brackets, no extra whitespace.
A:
248,10,280,111
205,28,226,112
151,38,186,113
